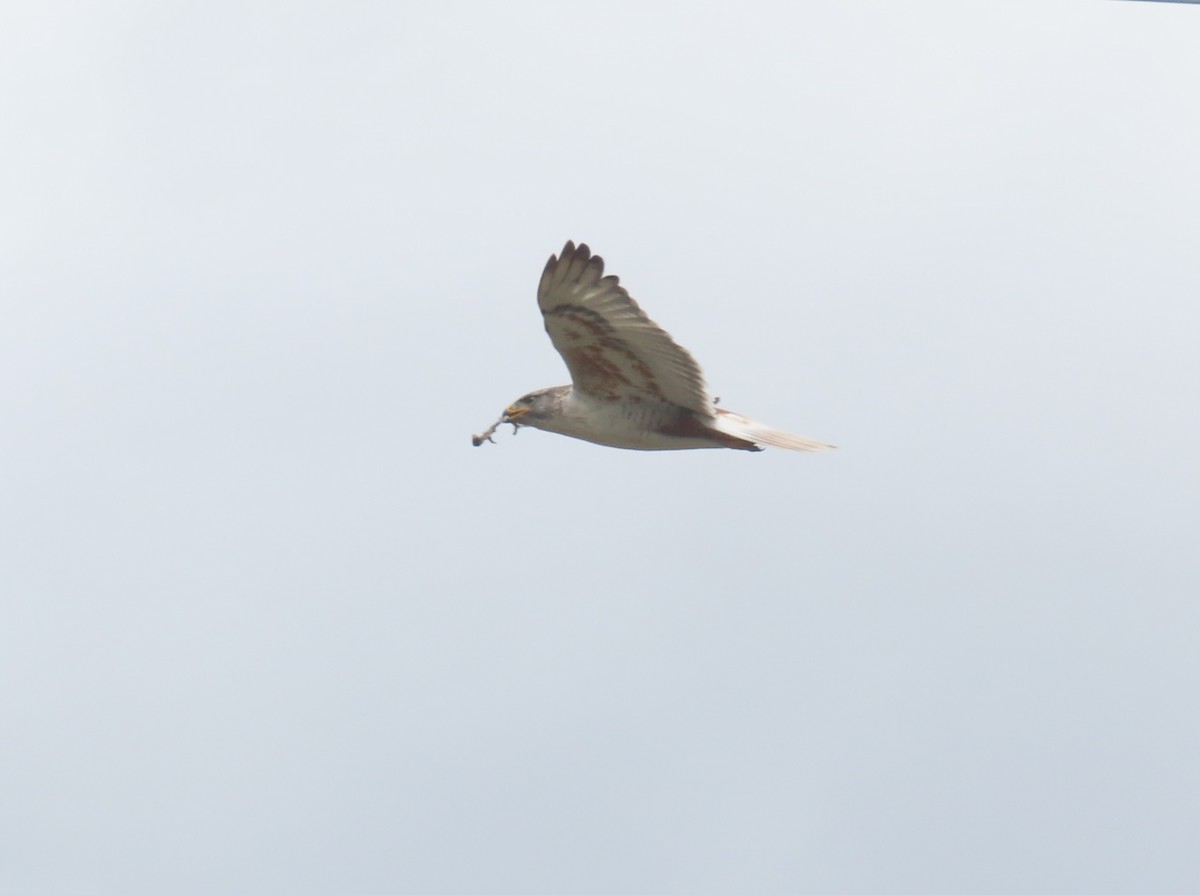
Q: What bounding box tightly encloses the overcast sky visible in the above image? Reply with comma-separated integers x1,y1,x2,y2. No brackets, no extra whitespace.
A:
3,2,1198,893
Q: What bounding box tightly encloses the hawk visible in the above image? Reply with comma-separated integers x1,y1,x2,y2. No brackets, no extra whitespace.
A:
473,241,834,453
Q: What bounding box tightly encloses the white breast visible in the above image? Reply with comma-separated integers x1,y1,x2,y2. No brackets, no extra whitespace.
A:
551,390,721,451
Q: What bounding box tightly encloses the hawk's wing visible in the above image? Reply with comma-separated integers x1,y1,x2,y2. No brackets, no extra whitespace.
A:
537,241,712,415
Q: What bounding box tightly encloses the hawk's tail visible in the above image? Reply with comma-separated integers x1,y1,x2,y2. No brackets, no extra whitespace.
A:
714,408,835,452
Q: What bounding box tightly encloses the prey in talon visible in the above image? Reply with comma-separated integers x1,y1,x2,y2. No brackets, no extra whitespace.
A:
471,413,504,447
470,404,527,447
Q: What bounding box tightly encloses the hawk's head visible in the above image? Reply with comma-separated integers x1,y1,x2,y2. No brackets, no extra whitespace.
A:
503,388,564,427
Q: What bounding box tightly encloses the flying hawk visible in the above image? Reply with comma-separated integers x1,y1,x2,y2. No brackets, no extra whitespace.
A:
473,241,834,453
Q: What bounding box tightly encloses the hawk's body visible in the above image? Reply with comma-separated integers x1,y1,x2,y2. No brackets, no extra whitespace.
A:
480,242,832,453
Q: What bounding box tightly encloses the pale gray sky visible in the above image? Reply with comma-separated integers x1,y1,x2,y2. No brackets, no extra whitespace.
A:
3,1,1198,893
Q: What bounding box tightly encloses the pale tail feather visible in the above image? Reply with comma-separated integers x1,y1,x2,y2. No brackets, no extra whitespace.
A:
714,409,835,452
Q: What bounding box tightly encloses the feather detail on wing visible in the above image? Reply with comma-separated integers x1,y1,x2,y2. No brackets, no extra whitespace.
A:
537,241,712,416
713,408,836,452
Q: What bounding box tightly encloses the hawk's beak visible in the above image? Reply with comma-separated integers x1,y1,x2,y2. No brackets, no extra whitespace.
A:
504,405,529,422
